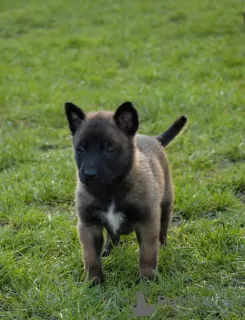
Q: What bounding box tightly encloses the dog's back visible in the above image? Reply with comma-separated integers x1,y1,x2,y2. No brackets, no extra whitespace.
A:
135,134,171,198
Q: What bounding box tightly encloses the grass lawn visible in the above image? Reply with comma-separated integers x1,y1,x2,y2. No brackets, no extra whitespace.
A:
0,0,245,319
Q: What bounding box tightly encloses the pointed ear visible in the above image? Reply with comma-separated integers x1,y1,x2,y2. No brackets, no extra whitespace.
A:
113,101,139,136
64,102,85,135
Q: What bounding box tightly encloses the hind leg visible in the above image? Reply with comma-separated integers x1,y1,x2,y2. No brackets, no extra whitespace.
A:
159,200,172,246
102,230,120,257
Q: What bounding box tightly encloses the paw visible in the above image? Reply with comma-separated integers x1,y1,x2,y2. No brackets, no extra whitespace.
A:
85,267,104,286
135,275,156,285
101,248,110,257
88,274,105,286
139,267,156,280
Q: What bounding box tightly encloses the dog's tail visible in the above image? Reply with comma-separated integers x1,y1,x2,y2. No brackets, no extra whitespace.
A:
156,115,187,147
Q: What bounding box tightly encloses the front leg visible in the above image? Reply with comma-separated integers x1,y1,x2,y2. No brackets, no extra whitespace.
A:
77,222,104,285
135,219,160,280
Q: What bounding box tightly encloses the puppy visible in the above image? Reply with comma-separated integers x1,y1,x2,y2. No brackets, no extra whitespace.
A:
64,101,187,285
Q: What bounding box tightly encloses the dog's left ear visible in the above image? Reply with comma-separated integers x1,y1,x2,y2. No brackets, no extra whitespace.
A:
113,101,139,136
64,102,85,135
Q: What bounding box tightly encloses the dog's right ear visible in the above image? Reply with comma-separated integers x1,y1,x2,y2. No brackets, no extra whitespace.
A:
64,102,85,135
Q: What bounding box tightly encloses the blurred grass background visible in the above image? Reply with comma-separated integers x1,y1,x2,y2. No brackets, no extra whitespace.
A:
0,0,245,319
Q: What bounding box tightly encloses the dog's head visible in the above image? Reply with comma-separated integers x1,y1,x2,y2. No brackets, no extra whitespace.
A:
64,101,139,186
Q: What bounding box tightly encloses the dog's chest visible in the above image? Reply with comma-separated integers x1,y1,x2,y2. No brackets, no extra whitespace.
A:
100,201,126,234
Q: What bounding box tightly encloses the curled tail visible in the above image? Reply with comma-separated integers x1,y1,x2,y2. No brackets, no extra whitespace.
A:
156,115,187,147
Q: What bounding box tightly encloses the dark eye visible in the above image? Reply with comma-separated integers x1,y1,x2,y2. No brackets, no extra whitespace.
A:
106,146,115,153
104,141,116,154
77,146,85,154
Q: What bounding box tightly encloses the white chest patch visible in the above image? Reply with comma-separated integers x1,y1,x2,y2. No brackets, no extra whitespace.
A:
101,202,124,234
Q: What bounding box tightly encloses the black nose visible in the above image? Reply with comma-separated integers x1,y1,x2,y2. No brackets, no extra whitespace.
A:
84,168,97,179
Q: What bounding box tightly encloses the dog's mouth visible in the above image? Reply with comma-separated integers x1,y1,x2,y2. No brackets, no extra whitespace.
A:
81,177,94,186
80,176,114,187
80,176,102,185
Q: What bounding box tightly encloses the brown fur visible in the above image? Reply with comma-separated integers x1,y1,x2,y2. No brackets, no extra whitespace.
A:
64,101,187,285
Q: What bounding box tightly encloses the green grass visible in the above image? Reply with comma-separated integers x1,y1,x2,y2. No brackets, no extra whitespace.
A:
0,0,245,319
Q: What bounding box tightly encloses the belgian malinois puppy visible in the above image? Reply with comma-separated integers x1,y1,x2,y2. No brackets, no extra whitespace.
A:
64,101,187,285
